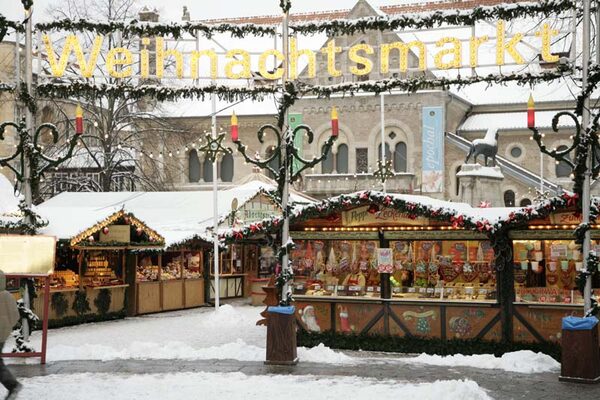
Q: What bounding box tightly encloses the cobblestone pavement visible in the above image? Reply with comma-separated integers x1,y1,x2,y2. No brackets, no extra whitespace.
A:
7,353,600,400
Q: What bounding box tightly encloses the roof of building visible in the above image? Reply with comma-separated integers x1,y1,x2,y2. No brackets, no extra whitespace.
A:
459,110,577,132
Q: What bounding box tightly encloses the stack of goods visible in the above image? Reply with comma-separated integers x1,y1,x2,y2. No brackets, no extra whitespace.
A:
50,270,79,289
83,254,120,287
161,258,182,280
136,265,159,281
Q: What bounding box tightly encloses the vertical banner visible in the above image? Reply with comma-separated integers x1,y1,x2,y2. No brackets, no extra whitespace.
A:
421,106,445,193
289,113,303,174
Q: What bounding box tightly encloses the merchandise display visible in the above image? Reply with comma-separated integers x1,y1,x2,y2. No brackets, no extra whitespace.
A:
136,265,159,281
83,252,123,287
49,270,79,289
161,256,182,280
291,239,496,301
513,239,590,304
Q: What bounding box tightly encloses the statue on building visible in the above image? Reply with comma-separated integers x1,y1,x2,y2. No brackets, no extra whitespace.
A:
464,127,499,167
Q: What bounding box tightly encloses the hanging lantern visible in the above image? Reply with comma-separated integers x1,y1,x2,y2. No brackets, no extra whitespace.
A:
102,227,109,235
75,104,84,135
527,94,535,129
230,112,239,142
88,236,94,242
331,106,339,137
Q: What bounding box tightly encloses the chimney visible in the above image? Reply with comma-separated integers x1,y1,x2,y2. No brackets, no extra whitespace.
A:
138,6,159,22
182,6,191,22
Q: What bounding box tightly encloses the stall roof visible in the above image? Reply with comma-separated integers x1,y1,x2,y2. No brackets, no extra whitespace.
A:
37,179,315,247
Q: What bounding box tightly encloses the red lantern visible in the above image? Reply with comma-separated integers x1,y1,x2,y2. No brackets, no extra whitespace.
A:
102,227,109,235
331,107,339,137
230,112,239,142
75,104,84,135
527,94,535,129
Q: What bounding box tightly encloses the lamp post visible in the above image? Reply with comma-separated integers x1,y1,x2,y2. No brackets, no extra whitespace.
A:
198,129,233,310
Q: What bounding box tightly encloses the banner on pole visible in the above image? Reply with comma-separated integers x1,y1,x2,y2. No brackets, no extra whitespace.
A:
421,106,445,193
289,113,303,174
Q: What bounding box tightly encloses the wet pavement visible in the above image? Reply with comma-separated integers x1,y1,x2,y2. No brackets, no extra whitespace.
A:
7,352,600,400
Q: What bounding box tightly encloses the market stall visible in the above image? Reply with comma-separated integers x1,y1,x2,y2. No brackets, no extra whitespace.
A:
289,204,501,341
34,210,164,324
506,207,599,343
134,249,204,314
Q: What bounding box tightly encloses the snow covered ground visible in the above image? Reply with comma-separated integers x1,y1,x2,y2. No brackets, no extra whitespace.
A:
7,302,558,373
5,373,492,400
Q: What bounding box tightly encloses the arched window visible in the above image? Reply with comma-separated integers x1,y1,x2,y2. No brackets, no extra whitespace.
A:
266,146,281,179
321,144,334,173
203,157,213,182
377,143,391,163
455,165,462,196
504,190,515,207
555,145,572,178
336,144,349,173
188,150,201,183
520,198,532,207
221,153,234,182
394,142,407,172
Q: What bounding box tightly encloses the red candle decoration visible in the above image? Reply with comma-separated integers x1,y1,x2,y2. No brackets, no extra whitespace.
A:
331,106,339,137
527,94,535,129
75,104,84,135
230,112,238,142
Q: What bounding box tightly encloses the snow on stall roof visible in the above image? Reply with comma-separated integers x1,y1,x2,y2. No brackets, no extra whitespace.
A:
459,110,576,132
0,174,19,214
37,180,314,245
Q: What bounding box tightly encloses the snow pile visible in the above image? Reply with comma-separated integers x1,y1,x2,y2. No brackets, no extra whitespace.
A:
410,350,560,373
0,174,19,214
9,372,492,400
11,303,350,365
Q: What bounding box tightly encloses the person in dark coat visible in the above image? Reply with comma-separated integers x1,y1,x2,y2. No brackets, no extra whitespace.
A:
0,271,21,399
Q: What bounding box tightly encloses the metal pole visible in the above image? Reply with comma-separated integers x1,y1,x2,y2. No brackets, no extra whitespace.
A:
540,153,544,194
280,8,292,302
380,93,386,193
582,0,593,314
24,7,33,220
212,93,220,310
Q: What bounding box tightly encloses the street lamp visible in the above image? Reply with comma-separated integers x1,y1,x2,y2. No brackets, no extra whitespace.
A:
230,107,338,304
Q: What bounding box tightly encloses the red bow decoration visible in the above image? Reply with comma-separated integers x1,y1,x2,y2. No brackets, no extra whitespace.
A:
476,220,492,232
384,196,392,206
273,219,280,226
508,212,516,221
563,193,579,207
407,203,416,211
250,223,262,233
359,191,370,200
478,201,491,208
233,230,244,240
451,215,465,228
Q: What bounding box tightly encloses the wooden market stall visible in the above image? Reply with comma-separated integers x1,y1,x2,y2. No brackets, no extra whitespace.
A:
288,202,503,342
37,210,165,324
506,207,600,343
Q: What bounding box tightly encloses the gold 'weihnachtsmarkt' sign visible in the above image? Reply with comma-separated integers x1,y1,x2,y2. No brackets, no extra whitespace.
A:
342,206,429,226
41,22,560,80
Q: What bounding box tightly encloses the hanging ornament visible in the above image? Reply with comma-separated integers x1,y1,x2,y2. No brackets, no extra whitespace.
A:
88,235,94,242
102,227,109,235
123,216,130,225
136,227,143,236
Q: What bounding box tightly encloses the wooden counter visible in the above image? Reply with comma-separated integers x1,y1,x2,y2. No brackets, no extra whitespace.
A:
136,279,205,315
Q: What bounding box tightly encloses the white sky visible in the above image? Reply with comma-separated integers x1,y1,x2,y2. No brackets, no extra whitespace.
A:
0,0,420,22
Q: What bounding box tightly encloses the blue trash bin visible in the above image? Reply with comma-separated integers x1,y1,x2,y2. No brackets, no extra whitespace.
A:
559,316,600,383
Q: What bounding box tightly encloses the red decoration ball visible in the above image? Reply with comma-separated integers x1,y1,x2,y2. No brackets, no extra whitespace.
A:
102,227,109,235
136,228,143,236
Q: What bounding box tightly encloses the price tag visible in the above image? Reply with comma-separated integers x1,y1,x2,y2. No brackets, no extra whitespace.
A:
349,285,362,292
367,286,374,292
295,284,304,290
446,288,454,294
419,287,427,294
392,287,401,294
426,288,434,294
479,289,488,295
408,287,416,293
434,288,443,294
313,285,321,291
376,287,381,292
465,287,474,295
325,285,336,292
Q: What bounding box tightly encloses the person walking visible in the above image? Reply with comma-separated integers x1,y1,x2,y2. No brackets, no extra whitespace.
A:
0,271,21,399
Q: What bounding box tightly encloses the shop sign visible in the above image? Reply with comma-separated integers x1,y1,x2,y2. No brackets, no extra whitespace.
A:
342,205,429,226
100,225,130,243
241,196,279,224
0,235,56,274
550,212,582,225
